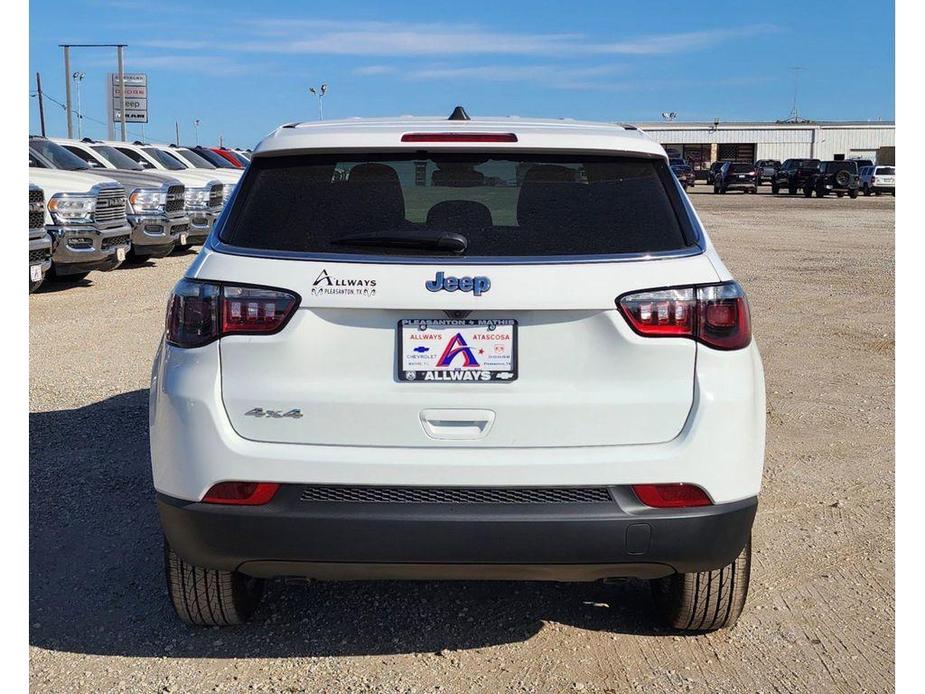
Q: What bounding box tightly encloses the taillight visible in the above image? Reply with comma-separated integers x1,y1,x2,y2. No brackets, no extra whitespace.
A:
166,278,299,347
632,483,712,508
202,482,279,505
617,281,751,350
400,132,518,143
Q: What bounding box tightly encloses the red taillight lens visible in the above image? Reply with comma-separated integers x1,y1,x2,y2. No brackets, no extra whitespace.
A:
202,482,279,505
632,483,712,508
222,285,299,334
166,279,299,347
617,281,751,350
400,132,518,143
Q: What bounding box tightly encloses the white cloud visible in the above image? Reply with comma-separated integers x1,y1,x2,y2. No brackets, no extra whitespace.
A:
404,64,627,90
229,20,777,57
353,65,397,76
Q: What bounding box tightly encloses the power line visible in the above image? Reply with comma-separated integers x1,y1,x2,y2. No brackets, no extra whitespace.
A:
30,89,175,143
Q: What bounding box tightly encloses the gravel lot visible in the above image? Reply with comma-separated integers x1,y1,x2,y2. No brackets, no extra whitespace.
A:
30,186,895,693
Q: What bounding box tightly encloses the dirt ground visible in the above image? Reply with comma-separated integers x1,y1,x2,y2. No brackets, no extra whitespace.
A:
29,186,895,693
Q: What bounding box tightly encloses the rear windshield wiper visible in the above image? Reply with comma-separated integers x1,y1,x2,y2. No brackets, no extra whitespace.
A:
331,230,468,254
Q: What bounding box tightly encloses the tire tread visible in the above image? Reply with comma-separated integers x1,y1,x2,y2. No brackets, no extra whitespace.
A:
164,539,262,626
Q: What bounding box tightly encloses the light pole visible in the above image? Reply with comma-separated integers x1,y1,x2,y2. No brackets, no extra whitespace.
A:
73,71,85,139
194,119,201,145
308,83,327,120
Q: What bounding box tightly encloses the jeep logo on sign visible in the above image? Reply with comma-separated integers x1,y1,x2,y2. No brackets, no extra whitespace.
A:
425,271,491,297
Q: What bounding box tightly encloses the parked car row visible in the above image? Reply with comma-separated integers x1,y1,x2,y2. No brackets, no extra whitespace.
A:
27,136,245,292
690,157,895,199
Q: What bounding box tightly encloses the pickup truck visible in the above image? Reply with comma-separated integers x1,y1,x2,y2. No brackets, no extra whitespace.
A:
29,184,52,292
94,141,225,246
27,166,132,281
147,144,241,203
42,138,191,260
771,159,820,195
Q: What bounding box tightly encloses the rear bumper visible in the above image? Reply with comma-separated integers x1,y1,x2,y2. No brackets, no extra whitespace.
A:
158,488,757,580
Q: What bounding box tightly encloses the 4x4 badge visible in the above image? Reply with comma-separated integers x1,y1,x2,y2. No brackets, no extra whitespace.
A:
244,408,303,419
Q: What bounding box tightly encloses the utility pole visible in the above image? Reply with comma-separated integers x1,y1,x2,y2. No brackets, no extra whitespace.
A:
175,121,180,146
63,46,73,138
116,45,127,141
73,72,85,139
35,72,46,137
194,119,200,145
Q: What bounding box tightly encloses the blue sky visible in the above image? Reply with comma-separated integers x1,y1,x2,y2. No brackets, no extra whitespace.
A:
29,0,895,148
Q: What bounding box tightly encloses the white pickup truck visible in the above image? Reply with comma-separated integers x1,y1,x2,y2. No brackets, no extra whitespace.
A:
27,164,132,281
29,184,52,292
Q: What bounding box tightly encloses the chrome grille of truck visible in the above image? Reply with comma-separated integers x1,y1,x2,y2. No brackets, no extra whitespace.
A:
94,187,128,226
29,188,43,204
165,185,185,214
29,248,50,263
208,184,223,209
299,486,614,504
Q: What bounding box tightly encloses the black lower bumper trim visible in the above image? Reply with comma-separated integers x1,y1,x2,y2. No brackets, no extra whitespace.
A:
158,487,757,581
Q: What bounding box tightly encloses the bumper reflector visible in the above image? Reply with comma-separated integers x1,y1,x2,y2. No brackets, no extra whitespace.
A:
202,482,279,505
632,483,712,508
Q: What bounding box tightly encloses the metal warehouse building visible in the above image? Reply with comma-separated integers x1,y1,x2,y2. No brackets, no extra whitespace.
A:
633,120,895,172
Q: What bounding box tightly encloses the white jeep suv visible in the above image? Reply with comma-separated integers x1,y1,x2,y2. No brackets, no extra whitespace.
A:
150,114,765,631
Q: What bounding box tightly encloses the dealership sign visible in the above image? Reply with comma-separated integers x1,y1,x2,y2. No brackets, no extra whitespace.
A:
109,73,148,123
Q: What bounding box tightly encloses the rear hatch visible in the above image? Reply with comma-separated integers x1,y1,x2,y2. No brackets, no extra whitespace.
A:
206,149,719,448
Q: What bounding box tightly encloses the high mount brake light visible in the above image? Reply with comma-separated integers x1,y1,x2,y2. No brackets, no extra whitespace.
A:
617,281,751,350
400,132,518,143
166,279,299,348
202,482,279,505
632,483,712,508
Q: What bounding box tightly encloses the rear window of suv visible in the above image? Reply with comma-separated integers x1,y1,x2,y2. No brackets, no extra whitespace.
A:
220,153,696,258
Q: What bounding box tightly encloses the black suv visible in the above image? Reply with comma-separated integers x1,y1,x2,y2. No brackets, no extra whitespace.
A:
713,162,758,194
802,161,860,198
771,159,820,195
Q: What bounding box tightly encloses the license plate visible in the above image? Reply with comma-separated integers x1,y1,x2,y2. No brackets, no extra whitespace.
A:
116,247,126,262
30,265,42,282
399,319,517,383
737,175,745,179
180,233,188,245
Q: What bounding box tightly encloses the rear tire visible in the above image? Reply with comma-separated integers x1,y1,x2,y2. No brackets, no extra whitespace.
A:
863,184,871,196
713,185,719,194
651,536,752,632
803,186,813,198
836,191,844,198
849,189,858,199
771,182,779,194
788,185,797,195
164,538,264,626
